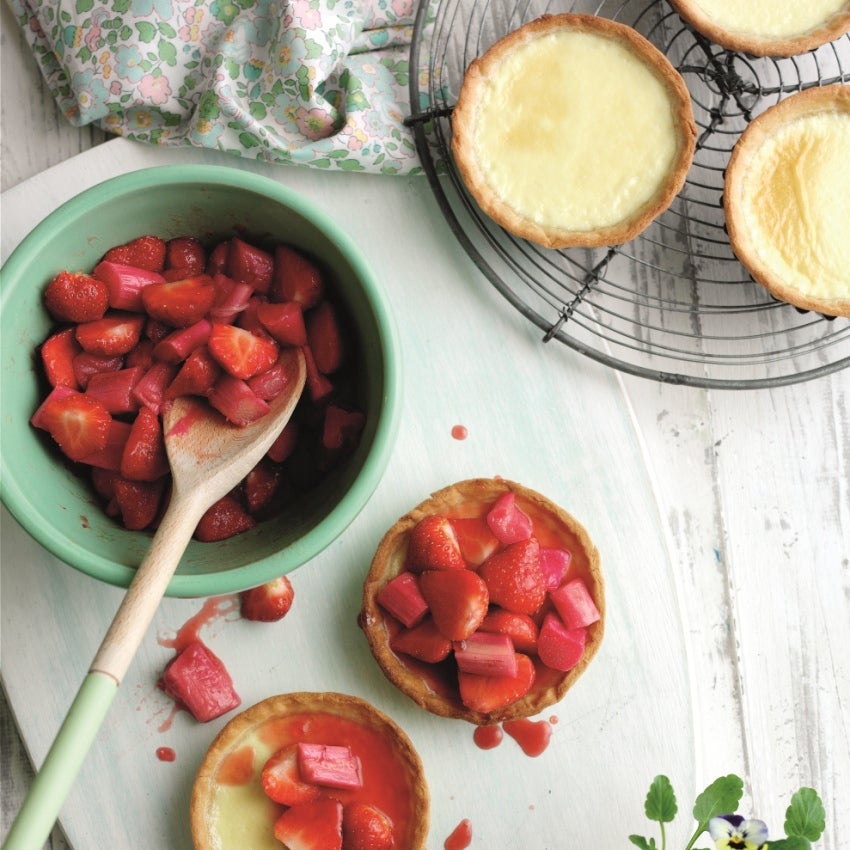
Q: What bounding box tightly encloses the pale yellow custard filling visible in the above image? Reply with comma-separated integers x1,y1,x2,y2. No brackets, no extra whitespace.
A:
473,30,680,231
740,111,850,300
689,0,848,39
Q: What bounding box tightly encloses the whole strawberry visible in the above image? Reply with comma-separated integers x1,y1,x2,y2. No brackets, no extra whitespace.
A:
240,575,295,622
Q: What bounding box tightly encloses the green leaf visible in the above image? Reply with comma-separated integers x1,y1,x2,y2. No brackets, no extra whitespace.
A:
784,788,825,841
693,775,744,827
238,132,260,149
158,41,177,66
768,838,811,850
645,776,677,823
75,0,94,12
158,22,176,38
135,21,156,43
628,836,654,850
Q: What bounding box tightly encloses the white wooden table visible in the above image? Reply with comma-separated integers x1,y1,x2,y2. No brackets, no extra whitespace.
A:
2,3,848,848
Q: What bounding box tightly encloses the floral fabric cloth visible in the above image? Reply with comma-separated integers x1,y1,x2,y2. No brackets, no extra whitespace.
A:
8,0,425,174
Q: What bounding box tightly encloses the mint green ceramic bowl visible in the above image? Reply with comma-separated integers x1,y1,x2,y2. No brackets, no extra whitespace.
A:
0,165,400,597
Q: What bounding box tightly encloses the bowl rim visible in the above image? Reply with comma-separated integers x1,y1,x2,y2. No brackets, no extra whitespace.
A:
0,164,402,597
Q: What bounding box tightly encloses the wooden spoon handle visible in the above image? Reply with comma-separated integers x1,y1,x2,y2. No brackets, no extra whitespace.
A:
91,491,205,683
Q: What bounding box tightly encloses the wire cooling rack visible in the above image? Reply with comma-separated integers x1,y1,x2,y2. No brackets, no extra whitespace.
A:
406,0,850,388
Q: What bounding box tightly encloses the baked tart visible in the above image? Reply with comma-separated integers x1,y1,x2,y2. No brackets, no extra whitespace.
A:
724,85,850,317
669,0,850,57
450,14,696,249
359,478,604,726
191,692,429,850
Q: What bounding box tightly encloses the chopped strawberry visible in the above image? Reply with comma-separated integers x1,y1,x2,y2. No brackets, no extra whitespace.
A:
125,339,155,372
306,300,344,374
120,406,169,481
85,366,143,415
266,420,299,463
43,271,109,323
479,538,545,616
274,798,343,850
272,245,324,308
478,609,539,654
239,575,294,622
207,323,279,380
41,328,82,389
451,516,500,567
458,652,536,714
165,236,206,275
454,631,518,678
248,353,300,401
342,803,395,850
112,476,165,530
144,318,171,343
81,420,132,471
91,467,119,501
102,235,166,272
406,515,465,572
75,312,145,357
390,617,452,663
257,300,308,346
376,572,429,628
194,495,256,542
303,344,334,404
549,578,601,629
207,374,270,427
243,461,282,514
227,236,274,293
539,547,572,590
321,404,365,453
235,295,271,337
261,743,321,806
418,569,489,641
140,275,216,328
153,319,212,363
159,640,241,722
72,352,124,390
36,390,112,462
297,743,362,790
206,240,230,275
537,614,587,672
164,348,220,400
486,492,533,545
93,261,164,311
30,386,74,429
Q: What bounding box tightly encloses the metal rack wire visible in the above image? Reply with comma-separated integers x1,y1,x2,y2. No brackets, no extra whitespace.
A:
406,0,850,388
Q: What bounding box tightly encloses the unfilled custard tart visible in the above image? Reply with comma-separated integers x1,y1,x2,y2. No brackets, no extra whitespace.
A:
450,14,696,249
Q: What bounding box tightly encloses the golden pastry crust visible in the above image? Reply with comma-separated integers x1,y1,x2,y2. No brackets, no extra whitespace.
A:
450,13,696,249
359,478,605,725
191,692,429,850
724,85,850,317
669,0,850,57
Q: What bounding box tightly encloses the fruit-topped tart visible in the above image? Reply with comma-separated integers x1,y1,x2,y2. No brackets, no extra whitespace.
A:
191,692,429,850
359,479,605,725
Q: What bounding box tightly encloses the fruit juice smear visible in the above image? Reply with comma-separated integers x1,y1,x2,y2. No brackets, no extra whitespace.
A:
30,233,366,543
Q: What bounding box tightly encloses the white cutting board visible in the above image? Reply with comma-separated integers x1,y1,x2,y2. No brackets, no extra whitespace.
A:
1,138,694,848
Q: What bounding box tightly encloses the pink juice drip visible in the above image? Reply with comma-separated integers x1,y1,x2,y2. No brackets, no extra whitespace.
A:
158,594,238,652
156,746,176,762
444,819,472,850
451,424,468,440
503,717,552,757
472,724,503,750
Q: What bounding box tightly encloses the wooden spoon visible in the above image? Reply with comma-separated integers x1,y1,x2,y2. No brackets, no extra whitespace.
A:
3,348,306,850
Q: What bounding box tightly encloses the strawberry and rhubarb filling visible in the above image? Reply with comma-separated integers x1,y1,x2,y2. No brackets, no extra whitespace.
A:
360,479,605,724
30,233,366,542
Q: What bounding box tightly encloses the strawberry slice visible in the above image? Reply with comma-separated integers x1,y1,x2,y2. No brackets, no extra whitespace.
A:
458,652,536,714
261,743,322,806
37,390,112,462
227,236,273,293
418,569,489,641
75,312,145,356
451,516,500,567
120,406,169,481
207,323,279,380
343,803,395,850
43,271,109,323
257,300,308,346
537,614,587,672
478,609,539,654
165,236,206,276
406,515,466,572
194,495,256,542
306,300,344,375
112,476,166,530
140,275,216,328
479,538,546,616
272,245,324,308
303,344,334,404
243,460,283,515
390,617,452,663
266,420,299,463
102,235,166,272
41,328,82,389
239,575,294,622
274,798,343,850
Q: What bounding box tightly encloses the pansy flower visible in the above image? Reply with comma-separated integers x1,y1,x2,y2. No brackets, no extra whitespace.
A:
709,814,769,850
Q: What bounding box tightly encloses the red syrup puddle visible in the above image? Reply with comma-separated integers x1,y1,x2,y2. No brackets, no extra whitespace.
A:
156,746,176,762
157,594,239,652
473,724,503,750
444,818,473,850
503,717,552,757
451,424,469,440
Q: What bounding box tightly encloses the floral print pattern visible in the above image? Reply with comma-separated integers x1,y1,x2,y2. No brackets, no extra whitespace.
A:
8,0,424,175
